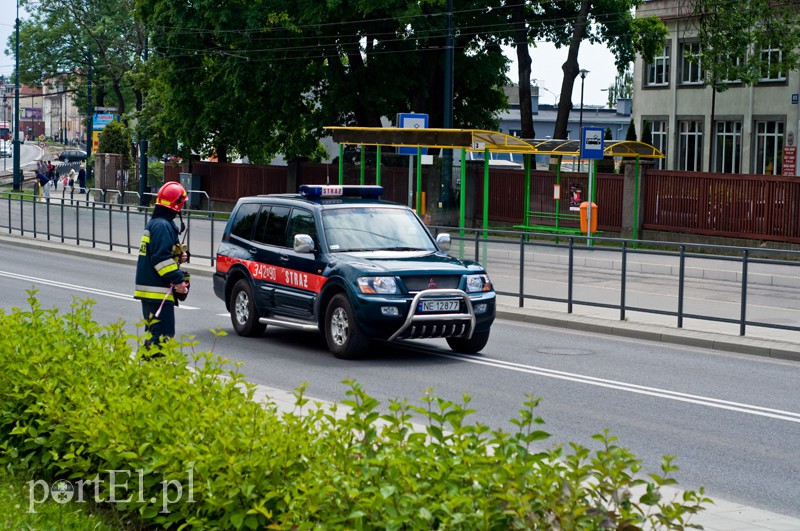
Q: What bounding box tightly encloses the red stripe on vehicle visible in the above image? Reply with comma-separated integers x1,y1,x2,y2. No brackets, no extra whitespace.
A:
216,255,327,293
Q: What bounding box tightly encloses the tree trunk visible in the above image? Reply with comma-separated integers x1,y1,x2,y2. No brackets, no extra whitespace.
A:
553,0,592,140
511,0,534,138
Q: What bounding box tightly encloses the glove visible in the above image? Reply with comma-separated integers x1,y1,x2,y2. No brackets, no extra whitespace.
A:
175,275,190,302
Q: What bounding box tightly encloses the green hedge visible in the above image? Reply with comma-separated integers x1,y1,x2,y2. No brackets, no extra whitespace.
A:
0,293,710,529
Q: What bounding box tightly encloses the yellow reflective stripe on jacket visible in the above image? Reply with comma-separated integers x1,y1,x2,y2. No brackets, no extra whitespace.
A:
134,286,175,303
155,259,179,276
138,232,150,256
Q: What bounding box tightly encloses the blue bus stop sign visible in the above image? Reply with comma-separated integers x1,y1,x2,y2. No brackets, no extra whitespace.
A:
397,113,428,155
581,127,605,160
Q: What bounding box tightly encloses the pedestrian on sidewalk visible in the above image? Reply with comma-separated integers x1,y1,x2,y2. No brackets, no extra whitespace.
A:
76,164,87,194
35,171,50,201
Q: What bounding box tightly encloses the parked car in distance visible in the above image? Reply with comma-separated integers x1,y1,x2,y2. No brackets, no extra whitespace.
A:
57,149,87,162
0,141,11,158
213,185,496,359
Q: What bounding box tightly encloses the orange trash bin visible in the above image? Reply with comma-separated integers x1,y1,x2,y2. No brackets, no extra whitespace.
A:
579,201,598,233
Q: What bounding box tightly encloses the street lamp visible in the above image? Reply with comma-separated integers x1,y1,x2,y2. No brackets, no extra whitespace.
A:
578,69,589,173
12,0,21,191
578,69,589,132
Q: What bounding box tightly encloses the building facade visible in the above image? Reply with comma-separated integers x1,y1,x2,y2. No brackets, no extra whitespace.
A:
633,0,800,176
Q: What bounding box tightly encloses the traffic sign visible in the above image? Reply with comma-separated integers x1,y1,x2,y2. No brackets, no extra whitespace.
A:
397,113,428,155
580,127,605,160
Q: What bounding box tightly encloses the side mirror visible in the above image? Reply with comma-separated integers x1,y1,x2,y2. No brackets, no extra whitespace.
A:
436,233,451,252
294,234,315,254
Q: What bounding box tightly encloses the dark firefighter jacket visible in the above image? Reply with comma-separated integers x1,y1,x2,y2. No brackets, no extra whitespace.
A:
134,211,185,305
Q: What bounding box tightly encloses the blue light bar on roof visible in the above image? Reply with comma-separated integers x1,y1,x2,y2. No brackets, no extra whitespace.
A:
299,185,383,199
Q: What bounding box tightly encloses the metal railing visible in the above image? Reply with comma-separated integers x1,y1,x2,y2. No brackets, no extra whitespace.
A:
2,192,799,338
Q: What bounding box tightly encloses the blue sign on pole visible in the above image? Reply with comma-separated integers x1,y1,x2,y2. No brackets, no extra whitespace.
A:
397,113,428,155
580,126,605,160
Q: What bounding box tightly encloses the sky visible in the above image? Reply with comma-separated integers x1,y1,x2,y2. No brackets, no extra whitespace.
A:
0,6,617,107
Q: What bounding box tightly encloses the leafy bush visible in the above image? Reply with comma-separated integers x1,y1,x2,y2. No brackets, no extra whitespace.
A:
97,121,133,170
0,293,710,529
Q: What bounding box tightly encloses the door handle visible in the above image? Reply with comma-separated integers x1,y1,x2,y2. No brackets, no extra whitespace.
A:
280,255,289,262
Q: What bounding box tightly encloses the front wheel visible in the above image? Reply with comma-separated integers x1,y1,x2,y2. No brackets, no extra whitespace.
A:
446,330,490,354
229,279,266,337
324,294,370,359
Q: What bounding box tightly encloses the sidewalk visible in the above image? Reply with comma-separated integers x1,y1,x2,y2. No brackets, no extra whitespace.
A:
2,233,800,529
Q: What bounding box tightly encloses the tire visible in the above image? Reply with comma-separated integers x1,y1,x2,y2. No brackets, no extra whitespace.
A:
324,294,370,359
446,329,490,354
229,279,266,337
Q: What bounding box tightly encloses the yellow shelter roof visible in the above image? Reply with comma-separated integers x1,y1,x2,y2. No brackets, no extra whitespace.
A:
325,127,664,159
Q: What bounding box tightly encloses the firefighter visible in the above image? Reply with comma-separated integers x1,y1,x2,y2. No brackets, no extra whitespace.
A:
134,181,190,354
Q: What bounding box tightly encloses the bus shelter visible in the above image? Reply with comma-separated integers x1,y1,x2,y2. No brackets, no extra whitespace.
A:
325,126,663,238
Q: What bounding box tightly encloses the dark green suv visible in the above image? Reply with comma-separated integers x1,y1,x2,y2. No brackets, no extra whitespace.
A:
213,185,495,359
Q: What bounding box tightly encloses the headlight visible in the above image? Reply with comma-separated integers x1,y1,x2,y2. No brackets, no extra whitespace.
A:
357,276,398,294
465,274,492,293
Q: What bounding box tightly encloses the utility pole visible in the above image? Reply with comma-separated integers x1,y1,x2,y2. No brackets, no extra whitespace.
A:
139,36,148,206
440,0,454,211
12,0,21,192
85,50,93,184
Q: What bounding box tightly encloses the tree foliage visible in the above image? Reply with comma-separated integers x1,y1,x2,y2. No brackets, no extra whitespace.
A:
14,0,146,119
606,67,633,108
97,120,133,169
137,0,511,163
546,0,667,139
691,0,800,91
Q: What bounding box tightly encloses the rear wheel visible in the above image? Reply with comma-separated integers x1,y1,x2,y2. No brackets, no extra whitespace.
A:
446,330,490,354
324,294,370,359
230,279,266,337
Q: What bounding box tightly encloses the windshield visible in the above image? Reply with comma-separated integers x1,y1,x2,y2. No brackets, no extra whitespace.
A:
321,207,437,253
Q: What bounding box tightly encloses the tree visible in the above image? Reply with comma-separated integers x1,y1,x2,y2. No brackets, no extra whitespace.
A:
550,2,667,139
97,120,133,169
690,0,800,170
626,119,637,141
641,121,652,146
15,0,146,120
138,0,511,163
598,127,615,172
606,67,633,108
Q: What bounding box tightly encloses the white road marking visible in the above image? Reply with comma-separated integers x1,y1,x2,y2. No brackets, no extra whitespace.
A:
0,269,199,310
435,351,800,424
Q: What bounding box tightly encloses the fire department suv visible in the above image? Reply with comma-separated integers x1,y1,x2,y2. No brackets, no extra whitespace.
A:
213,185,496,359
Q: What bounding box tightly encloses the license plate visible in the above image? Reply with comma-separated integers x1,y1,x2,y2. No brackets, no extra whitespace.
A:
419,299,460,313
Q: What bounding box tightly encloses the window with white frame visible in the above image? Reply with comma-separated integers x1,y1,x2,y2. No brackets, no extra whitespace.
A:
678,120,703,171
680,42,703,84
713,121,741,173
646,44,670,86
720,53,742,83
759,48,785,81
646,120,668,170
754,120,784,174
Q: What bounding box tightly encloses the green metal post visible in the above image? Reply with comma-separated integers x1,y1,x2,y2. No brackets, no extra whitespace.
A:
376,145,381,185
633,156,641,249
523,154,531,227
555,156,562,231
338,144,344,184
483,147,489,237
359,145,365,185
459,149,466,259
415,147,422,213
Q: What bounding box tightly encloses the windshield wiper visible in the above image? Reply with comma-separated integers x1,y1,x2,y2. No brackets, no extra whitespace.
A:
383,246,427,251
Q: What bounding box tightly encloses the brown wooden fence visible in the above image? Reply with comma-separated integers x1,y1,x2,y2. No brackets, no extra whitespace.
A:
643,170,800,243
165,160,800,243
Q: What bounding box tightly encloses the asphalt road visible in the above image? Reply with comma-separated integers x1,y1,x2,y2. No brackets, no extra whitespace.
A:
2,196,800,343
1,242,798,518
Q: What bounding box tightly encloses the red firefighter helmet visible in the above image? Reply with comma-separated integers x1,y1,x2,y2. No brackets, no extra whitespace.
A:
156,181,188,212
